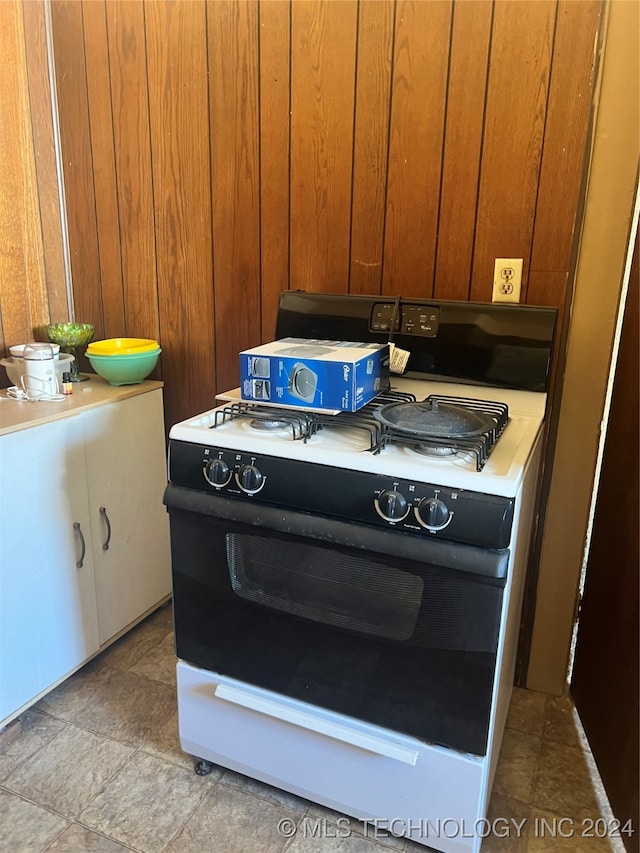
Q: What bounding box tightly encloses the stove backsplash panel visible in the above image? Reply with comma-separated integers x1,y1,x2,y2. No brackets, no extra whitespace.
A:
276,292,556,393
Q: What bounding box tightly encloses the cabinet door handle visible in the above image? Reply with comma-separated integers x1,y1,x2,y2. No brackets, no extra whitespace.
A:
73,522,86,568
99,507,111,551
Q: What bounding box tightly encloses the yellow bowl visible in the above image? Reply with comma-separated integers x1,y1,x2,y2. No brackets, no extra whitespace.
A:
87,337,160,356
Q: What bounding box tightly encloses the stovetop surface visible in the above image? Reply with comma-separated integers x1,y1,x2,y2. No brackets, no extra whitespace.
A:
169,378,546,497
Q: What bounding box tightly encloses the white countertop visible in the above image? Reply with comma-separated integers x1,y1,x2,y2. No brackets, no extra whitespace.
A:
0,375,164,436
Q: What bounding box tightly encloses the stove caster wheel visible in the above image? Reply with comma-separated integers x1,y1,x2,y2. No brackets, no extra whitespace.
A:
194,758,214,776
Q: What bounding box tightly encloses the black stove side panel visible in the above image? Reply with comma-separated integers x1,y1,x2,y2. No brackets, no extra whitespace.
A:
275,292,556,393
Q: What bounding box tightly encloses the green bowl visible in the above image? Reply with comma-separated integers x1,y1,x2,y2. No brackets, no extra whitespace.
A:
46,322,95,348
87,349,161,386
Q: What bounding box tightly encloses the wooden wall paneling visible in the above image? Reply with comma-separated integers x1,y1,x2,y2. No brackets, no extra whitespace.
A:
50,1,102,333
81,0,125,338
0,0,48,356
208,0,261,395
105,0,159,342
528,0,602,307
382,0,451,298
146,0,215,428
471,0,556,303
434,0,492,301
258,0,291,340
22,0,69,324
37,0,601,421
348,0,394,297
527,270,568,310
289,0,358,293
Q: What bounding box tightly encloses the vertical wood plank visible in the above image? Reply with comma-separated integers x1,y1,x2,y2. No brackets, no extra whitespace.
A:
528,0,602,306
470,0,556,302
50,0,102,330
259,0,291,340
22,0,69,324
82,0,125,339
146,0,215,425
434,0,492,300
105,0,159,340
527,270,567,308
349,0,394,296
289,0,358,292
208,0,261,393
0,0,48,354
382,0,451,298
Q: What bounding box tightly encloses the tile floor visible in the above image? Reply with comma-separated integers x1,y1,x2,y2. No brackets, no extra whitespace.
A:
0,602,627,853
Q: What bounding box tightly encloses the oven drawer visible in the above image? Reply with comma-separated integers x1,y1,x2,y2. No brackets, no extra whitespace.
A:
177,661,488,853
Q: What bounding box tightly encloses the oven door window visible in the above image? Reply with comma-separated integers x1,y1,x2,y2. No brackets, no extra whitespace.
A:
227,533,423,641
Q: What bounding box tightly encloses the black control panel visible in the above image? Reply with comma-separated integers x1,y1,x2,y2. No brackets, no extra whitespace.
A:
370,303,440,337
168,440,515,550
276,292,556,392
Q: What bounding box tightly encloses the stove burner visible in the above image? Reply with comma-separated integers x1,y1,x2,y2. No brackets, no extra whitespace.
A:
249,418,291,431
414,444,457,457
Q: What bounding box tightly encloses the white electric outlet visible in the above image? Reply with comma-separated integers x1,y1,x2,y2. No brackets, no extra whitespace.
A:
492,258,523,303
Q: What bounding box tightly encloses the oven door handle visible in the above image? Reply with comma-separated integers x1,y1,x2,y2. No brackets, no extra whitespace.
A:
214,683,419,766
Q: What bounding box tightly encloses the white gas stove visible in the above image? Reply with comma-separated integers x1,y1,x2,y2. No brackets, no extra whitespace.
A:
164,293,556,853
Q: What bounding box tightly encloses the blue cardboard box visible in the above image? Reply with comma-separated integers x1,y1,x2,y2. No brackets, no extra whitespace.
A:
240,338,389,411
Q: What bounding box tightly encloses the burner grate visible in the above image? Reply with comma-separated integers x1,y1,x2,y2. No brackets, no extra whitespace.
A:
380,395,509,471
211,403,314,441
309,390,416,451
207,393,508,470
209,391,416,450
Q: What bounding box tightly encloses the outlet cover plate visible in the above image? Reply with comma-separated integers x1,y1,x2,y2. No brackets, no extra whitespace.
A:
492,258,523,302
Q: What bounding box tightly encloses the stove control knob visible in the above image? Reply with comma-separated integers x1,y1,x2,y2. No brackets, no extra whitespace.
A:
415,497,452,531
375,490,410,523
204,458,232,488
236,464,265,494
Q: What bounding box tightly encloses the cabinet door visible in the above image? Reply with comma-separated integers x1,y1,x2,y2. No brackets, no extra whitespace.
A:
82,390,171,644
0,418,100,724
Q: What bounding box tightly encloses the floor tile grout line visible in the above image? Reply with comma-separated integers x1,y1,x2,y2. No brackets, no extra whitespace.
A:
12,712,143,754
149,773,215,853
41,816,143,853
216,773,310,814
0,741,143,830
0,713,70,788
529,693,559,810
299,802,410,852
0,781,74,852
3,742,211,853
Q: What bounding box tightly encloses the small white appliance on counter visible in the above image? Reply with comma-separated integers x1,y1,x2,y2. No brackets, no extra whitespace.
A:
163,292,556,853
22,343,59,397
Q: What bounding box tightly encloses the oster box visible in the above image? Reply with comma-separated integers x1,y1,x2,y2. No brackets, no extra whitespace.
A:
240,338,390,411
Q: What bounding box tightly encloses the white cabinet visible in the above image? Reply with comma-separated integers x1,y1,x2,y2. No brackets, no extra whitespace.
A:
0,385,171,726
0,416,100,722
83,391,171,644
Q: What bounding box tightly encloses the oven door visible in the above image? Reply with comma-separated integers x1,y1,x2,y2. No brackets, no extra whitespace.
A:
164,484,509,757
